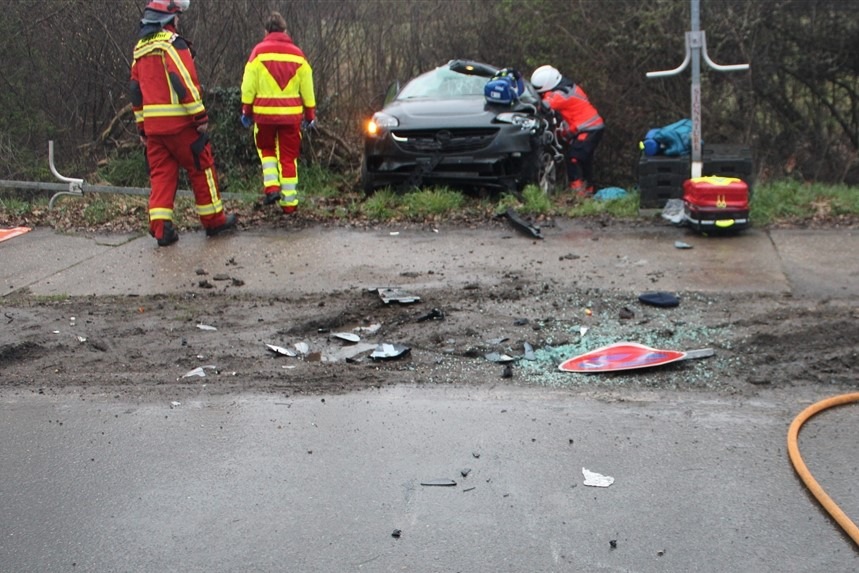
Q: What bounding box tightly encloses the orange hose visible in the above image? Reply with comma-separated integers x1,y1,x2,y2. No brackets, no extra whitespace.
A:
787,392,859,547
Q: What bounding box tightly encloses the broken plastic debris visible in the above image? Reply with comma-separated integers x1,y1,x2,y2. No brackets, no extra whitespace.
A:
523,342,536,361
582,467,614,487
638,291,680,308
76,336,87,343
378,287,420,304
266,343,297,357
171,401,181,407
181,365,217,378
420,479,457,487
674,240,693,249
416,308,445,322
661,198,685,224
327,342,377,363
485,337,509,345
332,332,361,343
371,343,411,360
579,326,589,337
504,207,543,239
196,324,217,331
294,342,310,355
484,352,515,363
353,324,381,335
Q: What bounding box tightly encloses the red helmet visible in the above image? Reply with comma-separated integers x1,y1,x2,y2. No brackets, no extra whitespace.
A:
145,0,189,13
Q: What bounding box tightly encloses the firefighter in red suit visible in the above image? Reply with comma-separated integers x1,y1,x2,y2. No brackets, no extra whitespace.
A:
530,65,605,195
130,0,237,246
240,12,316,214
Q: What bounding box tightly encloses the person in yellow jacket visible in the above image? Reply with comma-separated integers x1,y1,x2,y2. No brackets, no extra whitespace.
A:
240,12,316,214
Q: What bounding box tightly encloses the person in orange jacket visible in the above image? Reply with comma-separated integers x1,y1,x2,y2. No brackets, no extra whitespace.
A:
530,65,605,195
130,0,237,247
240,12,316,214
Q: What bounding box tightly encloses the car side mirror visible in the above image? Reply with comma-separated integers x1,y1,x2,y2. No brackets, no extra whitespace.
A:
383,81,400,107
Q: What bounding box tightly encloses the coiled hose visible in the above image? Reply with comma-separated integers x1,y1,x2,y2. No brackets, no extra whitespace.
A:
787,392,859,547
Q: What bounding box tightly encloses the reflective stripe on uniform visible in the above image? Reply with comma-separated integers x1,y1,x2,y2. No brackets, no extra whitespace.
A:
279,182,298,207
149,207,173,221
195,168,223,216
261,156,279,188
142,102,206,117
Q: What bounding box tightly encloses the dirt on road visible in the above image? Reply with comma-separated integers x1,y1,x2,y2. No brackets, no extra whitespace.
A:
2,266,857,400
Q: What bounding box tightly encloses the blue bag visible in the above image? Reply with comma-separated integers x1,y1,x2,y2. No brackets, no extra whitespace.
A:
656,119,692,156
484,68,524,106
640,119,693,156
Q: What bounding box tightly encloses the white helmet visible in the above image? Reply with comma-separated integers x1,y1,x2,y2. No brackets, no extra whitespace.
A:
530,65,562,93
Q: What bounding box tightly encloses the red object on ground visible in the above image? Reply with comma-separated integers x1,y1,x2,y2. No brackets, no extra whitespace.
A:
683,175,750,231
558,342,687,373
0,227,31,243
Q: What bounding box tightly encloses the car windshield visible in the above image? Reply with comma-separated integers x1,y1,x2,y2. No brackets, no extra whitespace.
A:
397,66,490,100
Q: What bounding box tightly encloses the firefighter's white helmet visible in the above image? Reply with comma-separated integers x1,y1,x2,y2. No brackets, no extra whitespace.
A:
530,65,562,93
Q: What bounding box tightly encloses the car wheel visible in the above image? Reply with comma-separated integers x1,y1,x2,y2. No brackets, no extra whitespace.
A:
536,150,565,195
360,161,377,195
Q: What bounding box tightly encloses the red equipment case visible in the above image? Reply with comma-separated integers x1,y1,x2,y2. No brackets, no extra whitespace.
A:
683,175,750,232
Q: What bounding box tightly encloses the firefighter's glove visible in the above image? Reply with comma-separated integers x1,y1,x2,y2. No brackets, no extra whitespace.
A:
240,114,253,129
301,119,316,131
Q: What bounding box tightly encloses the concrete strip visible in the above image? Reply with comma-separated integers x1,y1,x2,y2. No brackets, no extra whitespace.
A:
5,223,853,299
770,229,859,297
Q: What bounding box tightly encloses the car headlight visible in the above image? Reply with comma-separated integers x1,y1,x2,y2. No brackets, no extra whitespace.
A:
367,112,399,136
495,112,538,131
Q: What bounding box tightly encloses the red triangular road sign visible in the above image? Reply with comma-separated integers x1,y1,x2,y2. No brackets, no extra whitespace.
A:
558,342,713,373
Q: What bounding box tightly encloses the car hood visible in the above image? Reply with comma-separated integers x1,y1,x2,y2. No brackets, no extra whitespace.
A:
384,96,499,130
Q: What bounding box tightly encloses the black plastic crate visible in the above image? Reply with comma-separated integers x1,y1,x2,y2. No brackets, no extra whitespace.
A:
640,185,683,209
637,154,690,178
702,144,754,184
639,172,686,190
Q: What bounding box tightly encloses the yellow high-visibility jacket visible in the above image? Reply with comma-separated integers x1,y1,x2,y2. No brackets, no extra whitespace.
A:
241,32,315,125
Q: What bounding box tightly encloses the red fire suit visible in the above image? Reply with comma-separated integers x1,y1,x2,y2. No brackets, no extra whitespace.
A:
241,31,316,212
130,25,228,239
541,79,605,190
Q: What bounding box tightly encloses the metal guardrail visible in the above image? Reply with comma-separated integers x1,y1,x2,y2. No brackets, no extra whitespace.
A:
0,140,245,208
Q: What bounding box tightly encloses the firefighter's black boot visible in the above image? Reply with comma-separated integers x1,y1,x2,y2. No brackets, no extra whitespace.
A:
157,221,179,247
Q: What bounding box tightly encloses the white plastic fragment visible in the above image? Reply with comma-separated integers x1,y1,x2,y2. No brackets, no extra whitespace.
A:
181,365,217,379
332,332,361,343
196,324,217,331
661,198,685,224
76,336,87,343
484,352,515,363
266,343,297,357
582,467,614,488
294,342,310,355
371,343,410,360
353,324,381,335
